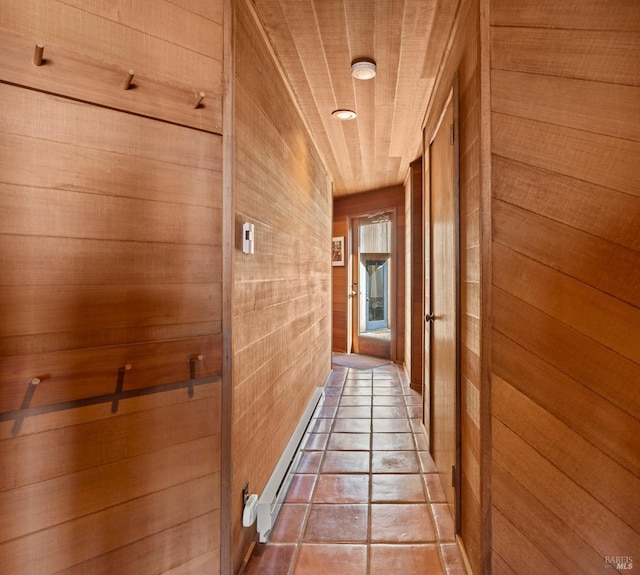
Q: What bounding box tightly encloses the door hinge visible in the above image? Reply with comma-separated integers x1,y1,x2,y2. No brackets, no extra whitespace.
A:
449,123,455,146
451,465,456,487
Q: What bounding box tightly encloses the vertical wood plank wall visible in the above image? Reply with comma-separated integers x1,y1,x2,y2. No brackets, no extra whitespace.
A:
422,0,483,571
333,186,407,363
231,1,333,571
489,1,640,572
0,2,224,573
409,159,424,391
332,216,350,352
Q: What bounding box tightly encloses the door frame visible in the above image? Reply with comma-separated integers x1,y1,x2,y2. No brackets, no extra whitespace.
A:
425,77,462,532
349,210,397,360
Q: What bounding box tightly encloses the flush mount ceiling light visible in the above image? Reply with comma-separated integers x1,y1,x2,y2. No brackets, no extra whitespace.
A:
332,109,357,120
351,59,377,80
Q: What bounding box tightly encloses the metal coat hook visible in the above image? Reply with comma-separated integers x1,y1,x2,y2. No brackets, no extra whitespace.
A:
193,91,205,109
2,373,220,435
188,355,204,397
121,69,135,90
12,376,44,435
33,43,45,66
111,363,132,413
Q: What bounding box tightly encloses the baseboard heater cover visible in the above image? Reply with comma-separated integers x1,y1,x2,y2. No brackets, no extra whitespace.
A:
256,386,325,543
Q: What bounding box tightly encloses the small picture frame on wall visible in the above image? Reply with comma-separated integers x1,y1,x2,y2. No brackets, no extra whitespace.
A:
332,237,344,267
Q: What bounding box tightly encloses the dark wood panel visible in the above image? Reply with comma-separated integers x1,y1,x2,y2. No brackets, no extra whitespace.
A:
493,375,640,529
410,159,424,390
492,156,640,251
493,419,640,558
492,113,640,198
491,27,640,86
493,200,640,308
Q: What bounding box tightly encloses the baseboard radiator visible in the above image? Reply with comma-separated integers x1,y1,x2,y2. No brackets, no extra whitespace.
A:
256,387,325,543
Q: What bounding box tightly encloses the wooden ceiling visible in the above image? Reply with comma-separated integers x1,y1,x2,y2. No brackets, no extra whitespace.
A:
251,0,459,197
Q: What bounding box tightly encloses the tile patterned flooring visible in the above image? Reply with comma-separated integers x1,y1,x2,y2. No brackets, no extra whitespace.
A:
245,362,467,575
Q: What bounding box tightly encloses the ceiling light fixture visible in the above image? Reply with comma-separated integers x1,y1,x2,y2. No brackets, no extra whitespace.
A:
332,109,357,121
351,59,377,80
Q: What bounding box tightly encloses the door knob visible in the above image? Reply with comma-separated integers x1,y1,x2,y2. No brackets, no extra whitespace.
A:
425,313,435,322
350,291,358,297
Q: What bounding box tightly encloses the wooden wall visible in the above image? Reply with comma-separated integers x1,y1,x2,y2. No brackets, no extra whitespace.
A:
408,159,424,391
489,0,640,572
422,0,484,571
231,0,333,572
0,1,224,573
333,186,407,363
332,216,350,352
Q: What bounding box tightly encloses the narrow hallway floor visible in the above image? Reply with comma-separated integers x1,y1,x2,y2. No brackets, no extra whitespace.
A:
245,362,467,575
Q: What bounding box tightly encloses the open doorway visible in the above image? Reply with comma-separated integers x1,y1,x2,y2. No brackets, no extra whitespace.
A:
351,212,394,359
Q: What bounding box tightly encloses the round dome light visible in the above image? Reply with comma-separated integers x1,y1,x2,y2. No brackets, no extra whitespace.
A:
332,109,357,121
351,60,377,80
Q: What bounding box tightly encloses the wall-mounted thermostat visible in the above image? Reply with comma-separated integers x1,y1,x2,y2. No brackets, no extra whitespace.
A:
242,222,255,254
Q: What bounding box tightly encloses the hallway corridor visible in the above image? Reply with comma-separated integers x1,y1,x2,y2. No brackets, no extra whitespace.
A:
245,361,467,575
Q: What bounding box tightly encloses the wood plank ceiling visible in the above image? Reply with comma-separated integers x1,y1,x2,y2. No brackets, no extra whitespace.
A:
251,0,459,197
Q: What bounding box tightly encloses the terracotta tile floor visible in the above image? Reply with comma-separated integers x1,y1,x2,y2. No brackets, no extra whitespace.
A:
246,362,467,575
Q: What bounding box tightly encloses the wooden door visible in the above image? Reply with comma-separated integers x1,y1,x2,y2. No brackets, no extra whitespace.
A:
427,95,460,527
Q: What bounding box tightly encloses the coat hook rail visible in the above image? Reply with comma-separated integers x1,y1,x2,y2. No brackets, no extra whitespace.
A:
33,43,45,66
1,374,220,435
121,69,135,90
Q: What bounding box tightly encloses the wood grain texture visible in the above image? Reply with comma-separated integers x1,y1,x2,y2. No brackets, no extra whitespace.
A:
491,27,640,86
492,463,604,575
231,2,332,572
250,0,458,195
491,0,640,31
332,217,349,352
409,159,424,391
493,242,640,364
430,98,457,516
0,0,223,130
0,1,225,572
493,419,640,557
421,0,484,571
491,1,640,569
